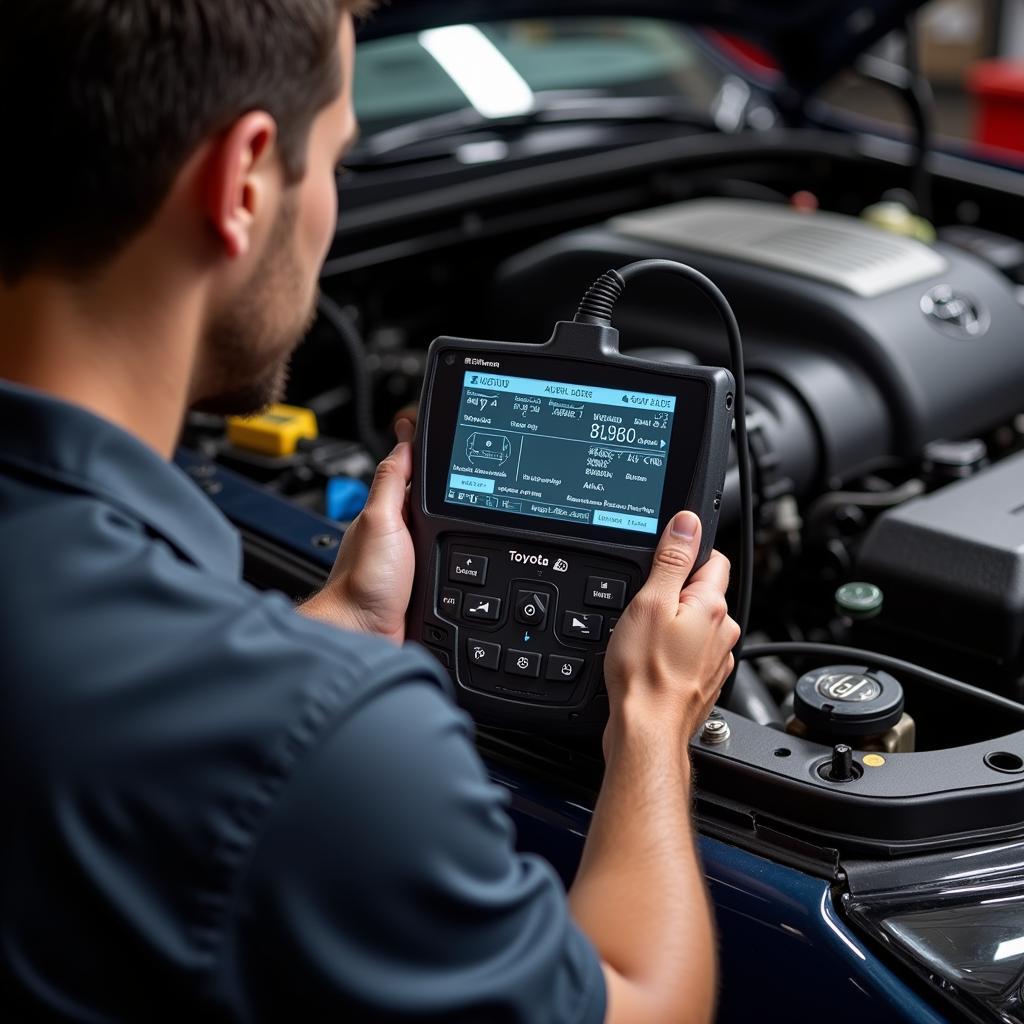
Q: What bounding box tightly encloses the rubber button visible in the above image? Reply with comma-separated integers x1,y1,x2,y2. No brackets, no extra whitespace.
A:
464,595,502,621
514,590,548,628
438,588,462,618
449,551,488,586
584,576,626,610
505,649,542,678
466,638,501,670
546,655,584,682
563,611,603,641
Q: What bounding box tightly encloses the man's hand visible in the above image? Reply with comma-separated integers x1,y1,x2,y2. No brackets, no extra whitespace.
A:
300,418,416,643
569,511,739,1024
603,509,740,754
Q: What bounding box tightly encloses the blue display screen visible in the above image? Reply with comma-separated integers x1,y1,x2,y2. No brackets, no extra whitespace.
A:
444,371,675,535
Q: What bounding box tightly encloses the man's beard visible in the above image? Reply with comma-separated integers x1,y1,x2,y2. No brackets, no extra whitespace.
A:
193,195,319,417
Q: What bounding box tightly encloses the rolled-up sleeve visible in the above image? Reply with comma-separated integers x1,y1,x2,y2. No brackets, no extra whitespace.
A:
222,679,606,1024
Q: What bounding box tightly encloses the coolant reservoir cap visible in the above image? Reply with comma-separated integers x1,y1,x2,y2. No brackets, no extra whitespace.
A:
794,665,904,737
835,581,883,619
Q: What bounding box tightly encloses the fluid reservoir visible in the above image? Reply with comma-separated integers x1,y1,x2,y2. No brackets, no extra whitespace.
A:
786,664,915,753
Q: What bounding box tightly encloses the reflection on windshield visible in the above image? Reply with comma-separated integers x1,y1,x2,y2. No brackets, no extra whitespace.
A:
353,18,727,138
419,25,535,118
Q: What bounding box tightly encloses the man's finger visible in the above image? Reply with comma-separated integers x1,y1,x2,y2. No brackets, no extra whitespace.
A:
395,417,414,444
681,550,730,599
392,404,418,437
642,511,701,599
364,442,413,522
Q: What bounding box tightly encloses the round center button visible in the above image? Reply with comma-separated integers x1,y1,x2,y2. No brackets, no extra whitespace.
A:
514,590,549,629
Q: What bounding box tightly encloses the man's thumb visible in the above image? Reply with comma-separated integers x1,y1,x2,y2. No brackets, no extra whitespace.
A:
645,511,701,596
363,442,412,522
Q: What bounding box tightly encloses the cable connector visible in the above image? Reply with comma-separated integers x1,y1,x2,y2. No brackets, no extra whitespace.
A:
574,269,626,326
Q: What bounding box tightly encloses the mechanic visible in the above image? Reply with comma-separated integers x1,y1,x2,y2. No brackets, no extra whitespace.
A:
0,3,740,1022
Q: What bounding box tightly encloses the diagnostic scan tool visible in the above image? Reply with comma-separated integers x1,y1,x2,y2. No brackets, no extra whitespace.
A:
408,265,740,732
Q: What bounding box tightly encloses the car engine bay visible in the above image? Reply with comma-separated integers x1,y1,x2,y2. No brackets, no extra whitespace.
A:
181,129,1024,862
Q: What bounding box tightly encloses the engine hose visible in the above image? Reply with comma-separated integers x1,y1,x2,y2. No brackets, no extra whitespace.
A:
316,293,390,462
805,478,925,537
724,661,784,728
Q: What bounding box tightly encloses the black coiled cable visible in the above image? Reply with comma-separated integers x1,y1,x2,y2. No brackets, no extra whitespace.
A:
573,259,753,705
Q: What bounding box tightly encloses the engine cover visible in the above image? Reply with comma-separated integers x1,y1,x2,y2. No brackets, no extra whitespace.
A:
493,199,1024,481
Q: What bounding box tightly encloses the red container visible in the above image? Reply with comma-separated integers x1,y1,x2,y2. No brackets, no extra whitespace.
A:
967,59,1024,155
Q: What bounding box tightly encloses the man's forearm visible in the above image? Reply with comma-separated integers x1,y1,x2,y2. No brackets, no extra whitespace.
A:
568,722,717,1023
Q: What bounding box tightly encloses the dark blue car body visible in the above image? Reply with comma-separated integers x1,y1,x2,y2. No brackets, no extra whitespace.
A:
176,450,950,1023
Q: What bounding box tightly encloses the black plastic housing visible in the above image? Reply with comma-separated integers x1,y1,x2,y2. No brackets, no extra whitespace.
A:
859,449,1024,665
407,322,733,732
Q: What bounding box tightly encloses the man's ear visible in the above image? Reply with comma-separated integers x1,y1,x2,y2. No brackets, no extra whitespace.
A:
203,112,279,260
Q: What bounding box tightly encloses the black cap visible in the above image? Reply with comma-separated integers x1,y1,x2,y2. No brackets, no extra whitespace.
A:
793,665,904,738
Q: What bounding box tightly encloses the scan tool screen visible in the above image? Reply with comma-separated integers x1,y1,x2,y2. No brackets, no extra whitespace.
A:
444,371,676,535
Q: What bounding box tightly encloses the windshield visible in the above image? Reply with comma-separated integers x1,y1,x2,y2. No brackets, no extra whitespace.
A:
353,18,730,137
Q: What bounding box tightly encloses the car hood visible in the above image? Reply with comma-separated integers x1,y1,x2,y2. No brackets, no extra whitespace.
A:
358,0,928,96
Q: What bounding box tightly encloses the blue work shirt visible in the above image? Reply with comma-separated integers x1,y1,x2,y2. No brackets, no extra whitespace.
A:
0,379,605,1023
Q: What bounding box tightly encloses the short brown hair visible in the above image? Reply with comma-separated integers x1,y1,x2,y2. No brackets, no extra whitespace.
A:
0,1,364,283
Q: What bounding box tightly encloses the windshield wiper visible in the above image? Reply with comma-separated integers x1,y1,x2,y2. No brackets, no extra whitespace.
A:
346,92,716,168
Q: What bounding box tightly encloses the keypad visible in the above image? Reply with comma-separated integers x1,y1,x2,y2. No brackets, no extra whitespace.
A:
432,538,638,705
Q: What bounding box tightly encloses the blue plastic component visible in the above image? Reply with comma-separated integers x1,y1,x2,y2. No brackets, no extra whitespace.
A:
326,476,370,522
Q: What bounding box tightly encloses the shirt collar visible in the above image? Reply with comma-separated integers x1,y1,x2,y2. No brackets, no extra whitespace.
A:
0,378,241,580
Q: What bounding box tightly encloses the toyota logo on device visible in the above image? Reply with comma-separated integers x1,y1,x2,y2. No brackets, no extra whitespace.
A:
508,550,569,571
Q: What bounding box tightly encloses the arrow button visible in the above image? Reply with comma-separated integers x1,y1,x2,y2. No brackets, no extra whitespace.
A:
449,551,488,586
464,595,502,622
562,611,604,641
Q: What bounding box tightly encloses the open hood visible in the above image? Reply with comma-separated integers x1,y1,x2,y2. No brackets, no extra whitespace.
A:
358,0,929,97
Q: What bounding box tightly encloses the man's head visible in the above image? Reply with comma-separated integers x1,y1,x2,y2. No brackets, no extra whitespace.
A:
0,0,375,414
